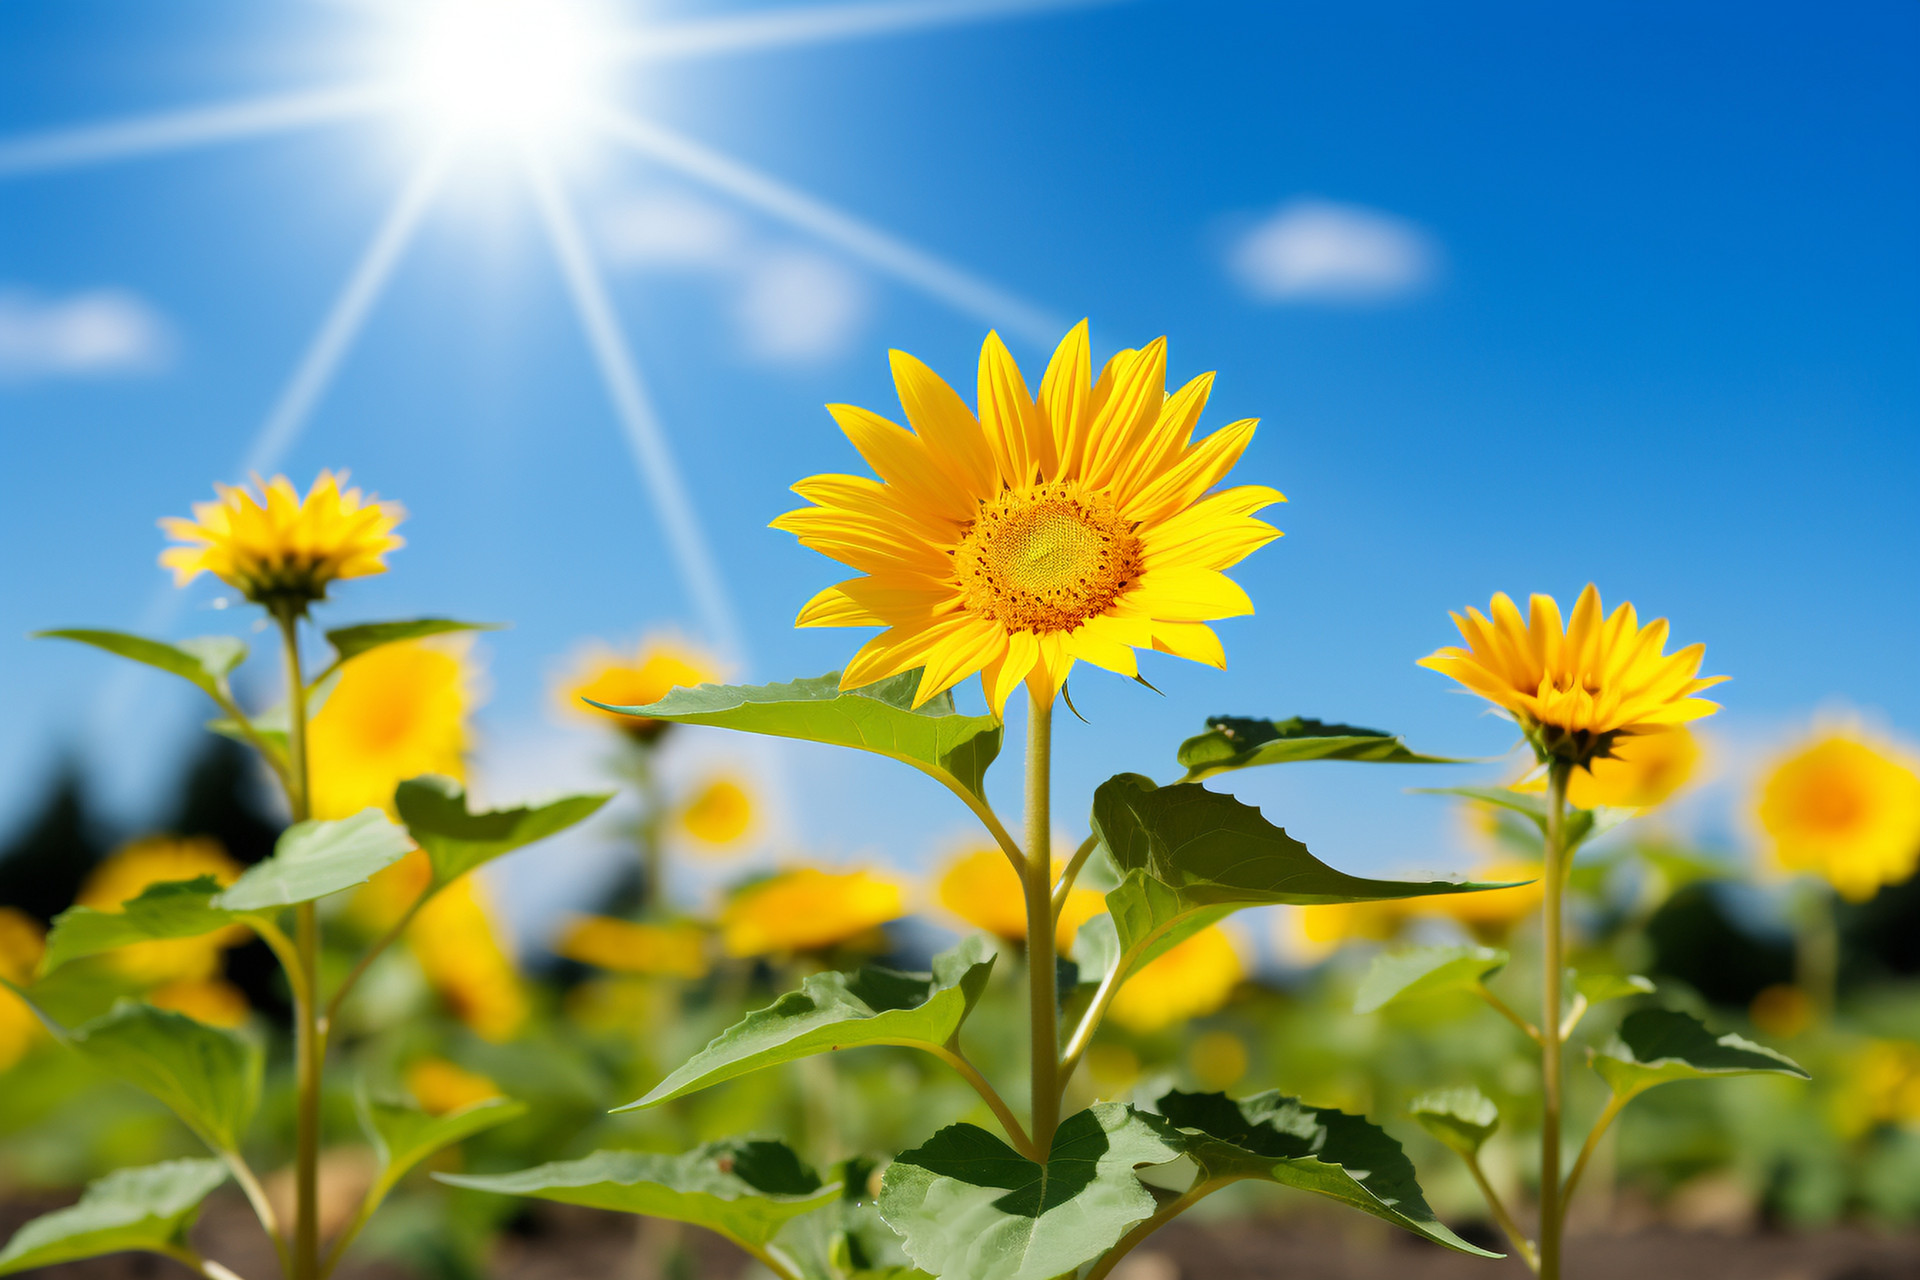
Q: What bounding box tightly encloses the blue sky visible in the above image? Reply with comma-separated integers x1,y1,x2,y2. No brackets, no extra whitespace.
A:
2,0,1916,940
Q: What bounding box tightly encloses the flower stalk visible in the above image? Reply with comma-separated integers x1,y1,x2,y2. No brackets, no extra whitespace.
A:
1023,690,1061,1152
1537,757,1572,1280
274,606,322,1280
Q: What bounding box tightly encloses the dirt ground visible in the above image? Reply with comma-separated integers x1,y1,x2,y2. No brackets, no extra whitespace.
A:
5,1194,1917,1280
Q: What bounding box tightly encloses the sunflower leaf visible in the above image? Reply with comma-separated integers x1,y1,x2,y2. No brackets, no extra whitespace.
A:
1412,787,1632,853
1574,972,1656,1006
621,937,996,1110
599,671,1003,803
876,1103,1182,1280
394,776,613,885
1409,1086,1501,1157
36,630,246,699
323,618,501,668
1591,1008,1809,1099
69,1001,262,1153
1354,945,1509,1015
39,878,253,977
437,1141,837,1254
1156,1090,1497,1255
1179,715,1463,780
357,1091,527,1207
215,810,413,910
0,1159,229,1275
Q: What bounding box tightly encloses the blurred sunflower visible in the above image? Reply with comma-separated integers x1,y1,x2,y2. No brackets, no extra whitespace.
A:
0,907,47,1072
308,638,475,821
148,978,251,1028
1758,733,1920,902
1513,727,1702,810
676,775,756,851
1420,584,1724,766
776,321,1283,711
77,836,248,983
353,852,528,1043
1410,860,1545,940
555,636,724,740
1108,926,1245,1033
555,916,710,979
160,470,403,610
405,1057,504,1116
1831,1039,1920,1138
1278,900,1410,964
719,868,907,958
935,847,1104,952
1187,1030,1251,1092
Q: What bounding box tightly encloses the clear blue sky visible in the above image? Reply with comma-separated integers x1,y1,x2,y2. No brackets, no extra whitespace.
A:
2,0,1915,929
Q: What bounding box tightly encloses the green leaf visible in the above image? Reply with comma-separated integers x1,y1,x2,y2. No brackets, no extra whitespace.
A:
215,810,412,911
1574,972,1656,1006
358,1091,527,1204
1408,1087,1500,1157
437,1141,838,1255
69,1001,261,1153
395,776,613,885
1156,1091,1497,1256
604,671,1003,803
0,1159,229,1275
36,630,245,699
1592,1008,1809,1099
1179,715,1462,780
324,618,500,668
40,878,251,976
623,937,996,1110
876,1103,1182,1280
1354,945,1509,1015
1413,786,1630,854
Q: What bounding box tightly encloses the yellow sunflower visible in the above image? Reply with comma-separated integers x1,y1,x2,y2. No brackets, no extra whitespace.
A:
718,868,907,958
160,470,403,610
353,851,528,1043
78,836,248,983
1514,727,1702,810
0,908,47,1072
935,847,1105,952
406,1058,504,1116
775,322,1283,711
677,775,756,850
1419,584,1725,765
148,978,250,1029
556,636,724,740
307,638,474,821
1107,925,1245,1033
556,916,711,979
1758,733,1920,902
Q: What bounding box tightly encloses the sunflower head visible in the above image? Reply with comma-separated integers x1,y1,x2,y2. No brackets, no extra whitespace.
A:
775,321,1283,712
1419,584,1725,767
1107,925,1245,1033
406,1058,504,1116
677,776,756,851
1512,727,1702,811
307,637,475,821
557,636,724,741
159,471,403,612
935,847,1103,951
556,916,711,979
1758,732,1920,902
78,836,248,982
718,868,907,958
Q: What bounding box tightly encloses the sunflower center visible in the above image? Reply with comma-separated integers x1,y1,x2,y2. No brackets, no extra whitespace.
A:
955,482,1142,633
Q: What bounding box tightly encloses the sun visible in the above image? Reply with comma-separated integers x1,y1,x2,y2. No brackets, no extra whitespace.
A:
392,0,616,147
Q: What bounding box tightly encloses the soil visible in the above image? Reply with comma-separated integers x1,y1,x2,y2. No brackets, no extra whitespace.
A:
4,1194,1917,1280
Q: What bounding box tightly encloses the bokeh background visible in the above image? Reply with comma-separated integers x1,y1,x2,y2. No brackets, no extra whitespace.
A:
3,0,1915,950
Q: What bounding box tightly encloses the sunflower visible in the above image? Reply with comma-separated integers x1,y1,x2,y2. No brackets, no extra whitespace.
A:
148,978,250,1028
160,471,403,611
775,322,1283,711
1107,926,1245,1033
935,847,1105,952
0,908,46,1072
556,916,711,979
556,636,724,740
677,776,756,850
718,868,907,958
1758,733,1920,902
352,852,528,1043
307,638,474,820
77,836,248,982
405,1058,504,1116
1419,584,1725,766
1513,727,1701,810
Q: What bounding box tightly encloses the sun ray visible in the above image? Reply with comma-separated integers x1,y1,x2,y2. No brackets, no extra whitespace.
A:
521,153,747,665
595,110,1061,344
618,0,1133,63
0,84,389,180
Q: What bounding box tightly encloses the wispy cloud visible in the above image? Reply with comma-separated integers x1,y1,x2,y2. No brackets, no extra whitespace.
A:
597,188,870,366
0,288,175,381
1227,199,1439,304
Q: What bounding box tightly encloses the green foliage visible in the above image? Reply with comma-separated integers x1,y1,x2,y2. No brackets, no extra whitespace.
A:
876,1104,1181,1280
625,938,996,1110
1354,945,1509,1015
1573,971,1656,1006
358,1091,528,1206
322,618,499,669
1156,1090,1496,1255
1592,1008,1809,1099
0,1159,229,1274
601,671,1003,803
1414,786,1628,855
438,1141,838,1253
69,1002,261,1153
1178,715,1460,780
394,775,612,885
35,630,246,699
39,877,249,976
1408,1086,1500,1156
216,809,412,911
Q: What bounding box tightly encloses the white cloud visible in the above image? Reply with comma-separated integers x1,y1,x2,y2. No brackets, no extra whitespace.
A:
734,249,870,366
1227,199,1438,304
0,288,175,381
598,190,746,270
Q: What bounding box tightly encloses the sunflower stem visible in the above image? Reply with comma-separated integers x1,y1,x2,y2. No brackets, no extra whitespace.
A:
1538,758,1573,1280
1024,689,1060,1152
274,607,323,1280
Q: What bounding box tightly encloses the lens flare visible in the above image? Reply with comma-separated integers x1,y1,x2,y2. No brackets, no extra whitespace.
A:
397,0,613,146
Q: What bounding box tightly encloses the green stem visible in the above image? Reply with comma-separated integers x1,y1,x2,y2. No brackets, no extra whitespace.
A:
1024,690,1060,1151
1476,981,1543,1046
740,1243,805,1280
1051,833,1099,920
1794,885,1839,1021
158,1243,248,1280
324,886,432,1031
628,745,667,913
1538,758,1572,1280
1462,1151,1539,1273
208,684,293,795
220,1150,290,1278
275,608,322,1280
1561,1090,1632,1211
1084,1180,1222,1280
916,1039,1037,1160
